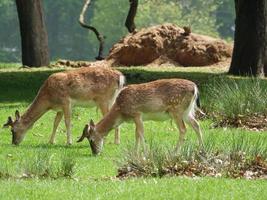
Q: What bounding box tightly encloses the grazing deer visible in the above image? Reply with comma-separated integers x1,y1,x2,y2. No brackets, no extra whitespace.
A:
3,66,125,145
77,79,204,155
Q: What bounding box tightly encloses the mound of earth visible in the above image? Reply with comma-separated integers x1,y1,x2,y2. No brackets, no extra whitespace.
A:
106,24,232,67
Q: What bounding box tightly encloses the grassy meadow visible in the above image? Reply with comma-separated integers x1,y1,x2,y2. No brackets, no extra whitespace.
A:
0,65,266,200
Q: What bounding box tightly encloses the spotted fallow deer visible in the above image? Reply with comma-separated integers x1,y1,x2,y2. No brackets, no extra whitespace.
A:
77,79,204,155
3,66,125,145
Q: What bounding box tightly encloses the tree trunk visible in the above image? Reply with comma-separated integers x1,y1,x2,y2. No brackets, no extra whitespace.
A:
229,0,267,76
16,0,50,67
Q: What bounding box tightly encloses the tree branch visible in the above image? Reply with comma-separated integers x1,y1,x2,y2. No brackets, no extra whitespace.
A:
125,0,138,33
79,0,104,60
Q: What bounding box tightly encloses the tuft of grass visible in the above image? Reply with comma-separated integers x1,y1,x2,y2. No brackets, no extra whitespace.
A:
118,133,267,179
0,150,76,179
0,158,12,178
59,153,76,178
226,133,267,160
21,150,56,178
203,76,267,119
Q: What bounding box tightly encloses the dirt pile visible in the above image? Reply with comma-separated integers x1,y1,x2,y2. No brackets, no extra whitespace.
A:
106,24,232,67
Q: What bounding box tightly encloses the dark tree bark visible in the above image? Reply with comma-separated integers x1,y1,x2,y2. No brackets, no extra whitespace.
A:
125,0,138,33
79,0,104,60
16,0,50,67
229,0,267,76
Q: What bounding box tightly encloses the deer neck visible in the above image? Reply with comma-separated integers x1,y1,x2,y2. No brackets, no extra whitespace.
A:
20,96,49,131
96,105,122,138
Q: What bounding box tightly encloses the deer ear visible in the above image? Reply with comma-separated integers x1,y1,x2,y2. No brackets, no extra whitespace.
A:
15,110,20,121
77,124,89,143
89,119,95,127
3,116,14,128
84,124,89,134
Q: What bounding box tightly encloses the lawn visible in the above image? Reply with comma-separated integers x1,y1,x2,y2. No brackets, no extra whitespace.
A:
0,65,266,200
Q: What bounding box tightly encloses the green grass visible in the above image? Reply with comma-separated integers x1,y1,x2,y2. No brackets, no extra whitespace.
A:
203,76,267,118
0,178,266,200
0,64,267,199
0,62,21,69
118,131,267,179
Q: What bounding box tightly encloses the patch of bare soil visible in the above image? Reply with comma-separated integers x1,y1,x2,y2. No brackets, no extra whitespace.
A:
107,23,232,67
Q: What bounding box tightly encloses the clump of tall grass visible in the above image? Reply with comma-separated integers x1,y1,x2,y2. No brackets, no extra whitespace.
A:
117,134,267,179
58,153,76,177
0,150,76,179
202,76,267,120
117,143,174,178
22,150,56,178
22,150,76,179
0,157,13,178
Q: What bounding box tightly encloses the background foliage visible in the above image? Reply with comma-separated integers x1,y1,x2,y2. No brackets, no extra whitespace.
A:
0,0,235,62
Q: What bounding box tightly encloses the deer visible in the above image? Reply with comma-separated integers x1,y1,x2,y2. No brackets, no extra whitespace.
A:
77,78,204,155
3,66,125,145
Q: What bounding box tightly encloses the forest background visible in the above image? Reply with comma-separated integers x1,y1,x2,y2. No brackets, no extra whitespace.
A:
0,0,234,62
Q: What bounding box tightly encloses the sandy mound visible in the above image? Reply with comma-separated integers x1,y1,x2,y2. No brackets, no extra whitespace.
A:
106,24,232,67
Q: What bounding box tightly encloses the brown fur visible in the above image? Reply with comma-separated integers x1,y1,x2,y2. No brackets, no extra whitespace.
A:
5,66,124,145
78,79,204,155
116,79,195,117
43,67,122,107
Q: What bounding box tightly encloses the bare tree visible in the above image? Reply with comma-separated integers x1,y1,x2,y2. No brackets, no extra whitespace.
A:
79,0,105,60
79,0,138,60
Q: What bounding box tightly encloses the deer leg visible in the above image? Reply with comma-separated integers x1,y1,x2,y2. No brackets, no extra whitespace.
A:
114,126,120,145
63,103,72,145
172,113,187,152
98,102,109,116
99,102,120,145
49,111,63,144
187,115,204,150
133,114,145,151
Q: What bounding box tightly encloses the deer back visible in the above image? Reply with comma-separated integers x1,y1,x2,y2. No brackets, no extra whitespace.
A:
41,67,124,105
115,79,196,117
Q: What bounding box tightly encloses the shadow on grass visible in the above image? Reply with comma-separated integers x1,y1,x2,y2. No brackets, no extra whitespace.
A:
119,68,224,84
0,68,223,103
0,69,63,103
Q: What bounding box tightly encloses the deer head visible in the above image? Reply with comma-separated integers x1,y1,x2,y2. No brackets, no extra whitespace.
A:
77,119,103,155
3,110,26,145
